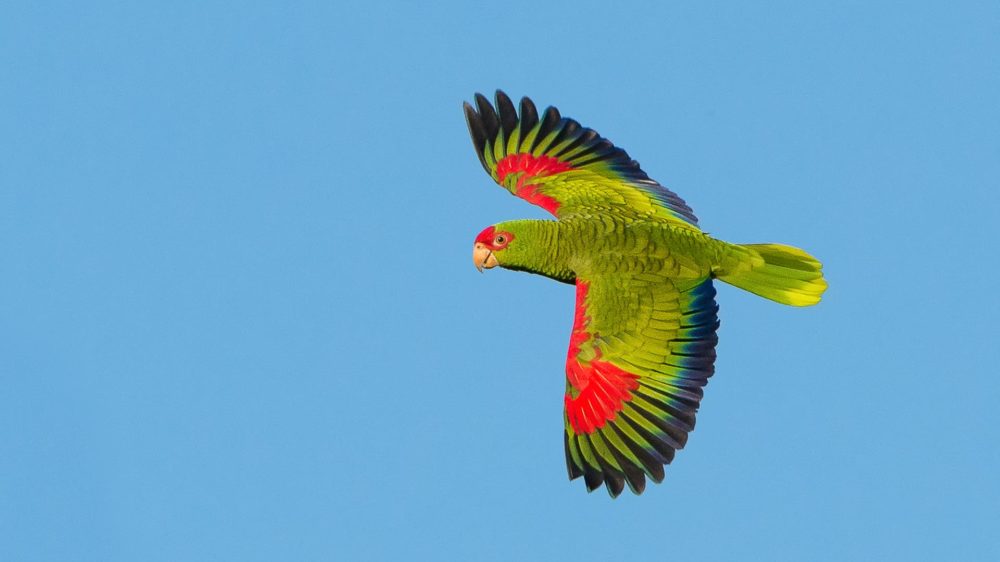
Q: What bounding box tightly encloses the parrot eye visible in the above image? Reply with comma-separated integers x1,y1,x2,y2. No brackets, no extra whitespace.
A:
494,235,507,245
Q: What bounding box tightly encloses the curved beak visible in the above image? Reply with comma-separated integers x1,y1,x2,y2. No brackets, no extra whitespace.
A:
473,242,499,272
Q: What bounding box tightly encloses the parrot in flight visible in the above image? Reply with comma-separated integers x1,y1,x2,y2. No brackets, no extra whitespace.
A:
465,91,827,497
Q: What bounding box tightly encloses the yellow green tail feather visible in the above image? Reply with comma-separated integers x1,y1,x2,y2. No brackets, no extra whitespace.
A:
717,243,827,306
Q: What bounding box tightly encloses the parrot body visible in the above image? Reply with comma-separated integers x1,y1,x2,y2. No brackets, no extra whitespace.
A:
466,92,826,497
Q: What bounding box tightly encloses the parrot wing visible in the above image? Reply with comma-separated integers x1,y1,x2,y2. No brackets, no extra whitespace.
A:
464,91,700,229
562,273,719,497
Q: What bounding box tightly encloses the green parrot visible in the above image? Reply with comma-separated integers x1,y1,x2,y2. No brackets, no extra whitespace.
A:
466,91,827,497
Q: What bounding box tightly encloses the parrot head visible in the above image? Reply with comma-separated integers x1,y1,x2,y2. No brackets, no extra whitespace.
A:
472,224,515,272
472,220,572,283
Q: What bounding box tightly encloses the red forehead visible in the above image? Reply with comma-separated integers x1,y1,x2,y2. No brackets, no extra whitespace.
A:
475,226,496,244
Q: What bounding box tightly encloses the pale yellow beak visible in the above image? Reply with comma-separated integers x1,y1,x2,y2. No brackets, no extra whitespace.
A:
473,242,499,272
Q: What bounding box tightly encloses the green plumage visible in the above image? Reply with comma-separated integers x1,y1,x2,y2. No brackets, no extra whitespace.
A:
487,218,728,282
466,91,827,497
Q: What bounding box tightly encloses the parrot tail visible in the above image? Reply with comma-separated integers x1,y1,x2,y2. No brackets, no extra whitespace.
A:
717,243,827,306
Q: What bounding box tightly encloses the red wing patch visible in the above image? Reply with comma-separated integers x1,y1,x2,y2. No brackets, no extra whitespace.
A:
564,282,640,434
565,360,640,434
495,153,572,215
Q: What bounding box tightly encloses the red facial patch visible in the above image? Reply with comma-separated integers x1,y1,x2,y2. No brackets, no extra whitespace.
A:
495,153,573,215
474,226,496,245
474,226,513,250
564,282,640,434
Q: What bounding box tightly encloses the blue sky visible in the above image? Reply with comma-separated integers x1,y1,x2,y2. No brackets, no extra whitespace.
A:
2,1,999,560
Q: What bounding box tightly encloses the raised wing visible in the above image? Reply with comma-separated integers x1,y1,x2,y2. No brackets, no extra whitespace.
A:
563,273,720,497
463,91,700,229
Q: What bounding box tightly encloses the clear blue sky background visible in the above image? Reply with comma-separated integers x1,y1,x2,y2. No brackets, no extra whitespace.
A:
2,2,998,560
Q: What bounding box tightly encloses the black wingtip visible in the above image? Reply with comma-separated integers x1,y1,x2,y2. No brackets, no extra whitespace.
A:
565,431,584,480
609,422,665,484
537,105,562,144
518,96,539,139
604,473,625,498
603,434,648,495
582,461,604,492
463,101,488,171
473,93,499,142
592,451,628,499
495,90,518,138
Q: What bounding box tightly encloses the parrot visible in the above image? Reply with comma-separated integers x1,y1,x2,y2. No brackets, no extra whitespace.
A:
465,91,827,497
